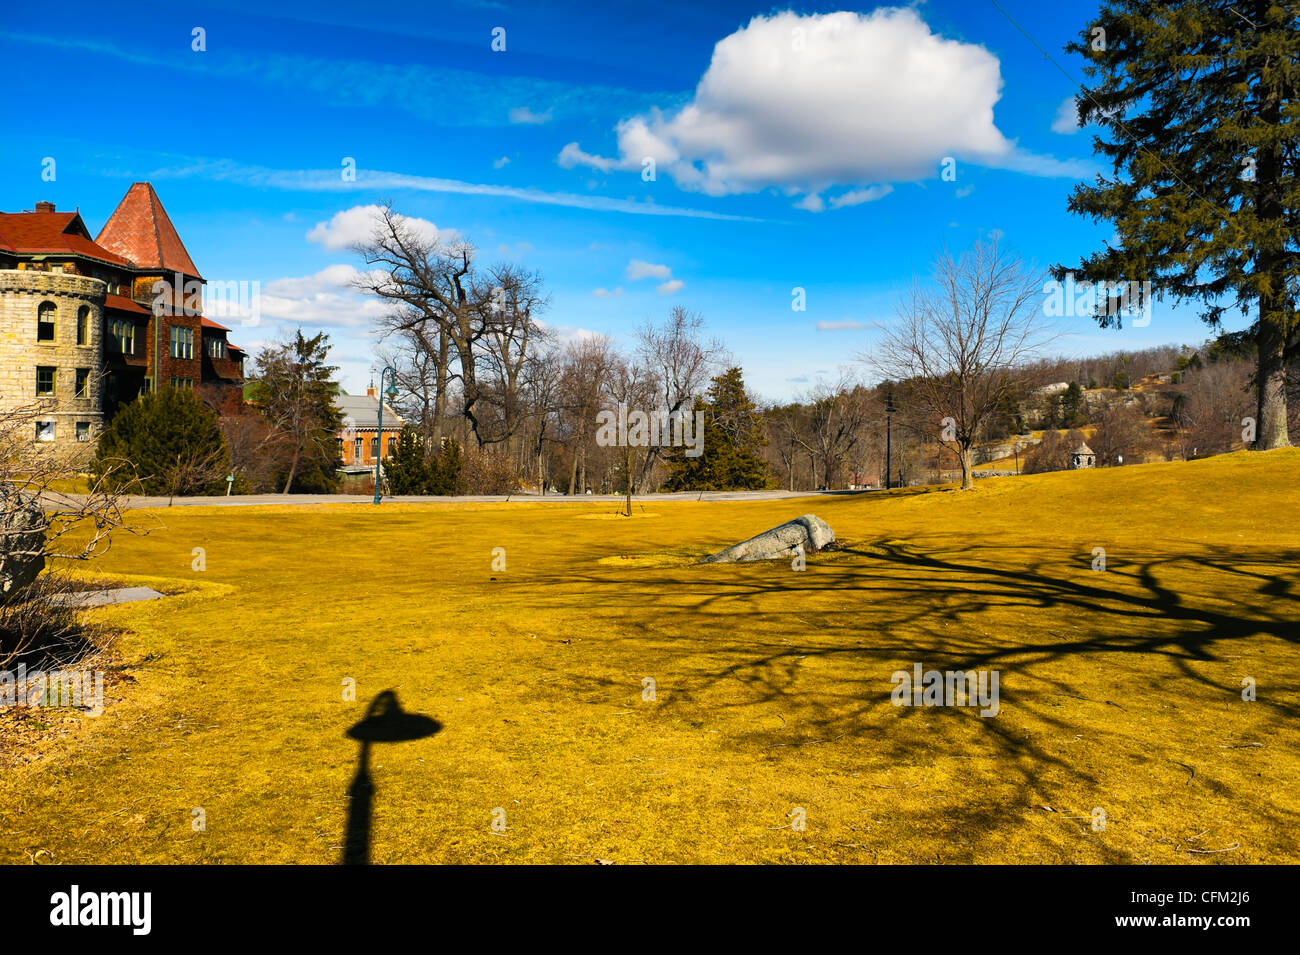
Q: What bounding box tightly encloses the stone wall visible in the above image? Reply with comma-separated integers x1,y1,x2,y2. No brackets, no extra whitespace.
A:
0,269,106,445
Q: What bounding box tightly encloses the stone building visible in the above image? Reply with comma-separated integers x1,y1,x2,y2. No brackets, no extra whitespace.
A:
1071,441,1096,469
0,185,245,446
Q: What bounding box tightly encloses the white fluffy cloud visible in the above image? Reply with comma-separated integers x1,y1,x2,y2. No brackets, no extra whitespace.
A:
1052,97,1080,134
592,287,623,298
657,279,684,296
560,8,1084,207
306,204,456,251
626,259,672,281
259,265,388,329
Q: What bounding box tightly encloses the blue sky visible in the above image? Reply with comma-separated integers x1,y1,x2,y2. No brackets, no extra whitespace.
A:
2,0,1244,400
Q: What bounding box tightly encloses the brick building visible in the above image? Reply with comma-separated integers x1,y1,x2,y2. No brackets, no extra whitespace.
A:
335,389,406,481
0,183,245,445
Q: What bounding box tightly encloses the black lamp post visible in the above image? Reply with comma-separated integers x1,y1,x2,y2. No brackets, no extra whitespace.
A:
372,365,399,505
885,391,897,490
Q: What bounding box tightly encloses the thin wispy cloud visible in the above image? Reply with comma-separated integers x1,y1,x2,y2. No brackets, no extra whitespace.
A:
140,157,765,222
6,32,676,129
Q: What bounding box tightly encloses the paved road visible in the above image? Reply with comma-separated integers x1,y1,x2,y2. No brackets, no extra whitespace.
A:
57,488,875,510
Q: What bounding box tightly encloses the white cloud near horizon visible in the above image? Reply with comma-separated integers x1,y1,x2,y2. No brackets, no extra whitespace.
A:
258,265,389,329
559,8,1094,206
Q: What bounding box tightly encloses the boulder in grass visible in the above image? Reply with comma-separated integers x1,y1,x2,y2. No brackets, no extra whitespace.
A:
0,484,46,598
702,514,835,563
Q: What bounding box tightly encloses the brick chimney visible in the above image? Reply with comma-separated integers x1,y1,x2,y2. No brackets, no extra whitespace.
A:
366,386,376,398
35,201,55,213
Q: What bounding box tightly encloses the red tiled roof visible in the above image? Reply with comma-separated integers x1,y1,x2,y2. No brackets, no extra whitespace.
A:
0,211,133,267
95,183,202,279
104,293,150,315
201,317,231,332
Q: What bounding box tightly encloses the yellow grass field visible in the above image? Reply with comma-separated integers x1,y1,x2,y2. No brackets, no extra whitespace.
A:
3,450,1298,864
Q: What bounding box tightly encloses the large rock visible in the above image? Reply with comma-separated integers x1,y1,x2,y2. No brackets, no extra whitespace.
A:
702,514,835,563
0,484,46,598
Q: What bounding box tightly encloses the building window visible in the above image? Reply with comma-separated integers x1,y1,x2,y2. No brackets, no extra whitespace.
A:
36,366,56,397
76,422,91,442
354,437,363,460
75,368,90,399
50,264,65,274
388,436,397,456
37,302,56,342
170,325,194,360
169,377,194,390
110,319,134,354
77,306,90,345
36,421,56,442
207,337,227,359
370,437,379,457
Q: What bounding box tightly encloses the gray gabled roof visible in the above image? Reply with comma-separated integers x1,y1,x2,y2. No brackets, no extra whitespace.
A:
1073,442,1094,455
335,393,405,431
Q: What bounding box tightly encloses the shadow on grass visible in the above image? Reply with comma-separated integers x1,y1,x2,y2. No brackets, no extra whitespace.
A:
341,690,441,866
519,537,1300,860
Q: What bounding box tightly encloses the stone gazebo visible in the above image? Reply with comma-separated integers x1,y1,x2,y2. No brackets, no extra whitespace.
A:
1070,441,1096,469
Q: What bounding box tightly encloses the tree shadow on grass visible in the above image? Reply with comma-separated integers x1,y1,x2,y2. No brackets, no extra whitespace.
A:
520,537,1300,860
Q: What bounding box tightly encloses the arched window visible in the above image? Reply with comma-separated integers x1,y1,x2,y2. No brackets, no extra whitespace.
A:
37,302,56,342
77,306,91,346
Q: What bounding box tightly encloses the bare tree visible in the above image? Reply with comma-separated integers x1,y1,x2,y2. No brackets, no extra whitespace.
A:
353,203,548,448
864,239,1051,489
633,307,722,491
2,405,139,668
795,377,874,489
558,335,618,494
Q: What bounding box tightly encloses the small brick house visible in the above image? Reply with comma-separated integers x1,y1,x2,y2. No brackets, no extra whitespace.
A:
0,184,245,444
335,389,406,479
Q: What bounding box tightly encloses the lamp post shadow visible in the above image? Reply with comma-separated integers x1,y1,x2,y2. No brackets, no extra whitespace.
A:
341,690,441,866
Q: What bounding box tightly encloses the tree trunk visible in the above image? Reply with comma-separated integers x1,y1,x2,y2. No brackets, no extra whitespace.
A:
624,445,633,517
432,329,449,447
959,445,975,490
1252,78,1290,450
283,446,301,494
1255,316,1290,449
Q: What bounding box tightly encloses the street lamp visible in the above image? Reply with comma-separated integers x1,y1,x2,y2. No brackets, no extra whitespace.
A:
885,391,897,490
373,365,399,505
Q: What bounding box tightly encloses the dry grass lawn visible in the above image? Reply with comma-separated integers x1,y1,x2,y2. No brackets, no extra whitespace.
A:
2,450,1298,864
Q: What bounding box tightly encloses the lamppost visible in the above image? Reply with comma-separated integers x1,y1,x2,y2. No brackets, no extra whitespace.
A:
373,365,399,505
885,391,897,490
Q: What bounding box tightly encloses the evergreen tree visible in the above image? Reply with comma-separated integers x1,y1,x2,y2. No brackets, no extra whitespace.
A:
1062,381,1086,426
249,331,343,493
1055,0,1298,448
92,387,230,497
428,437,464,495
664,367,770,490
384,426,431,495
